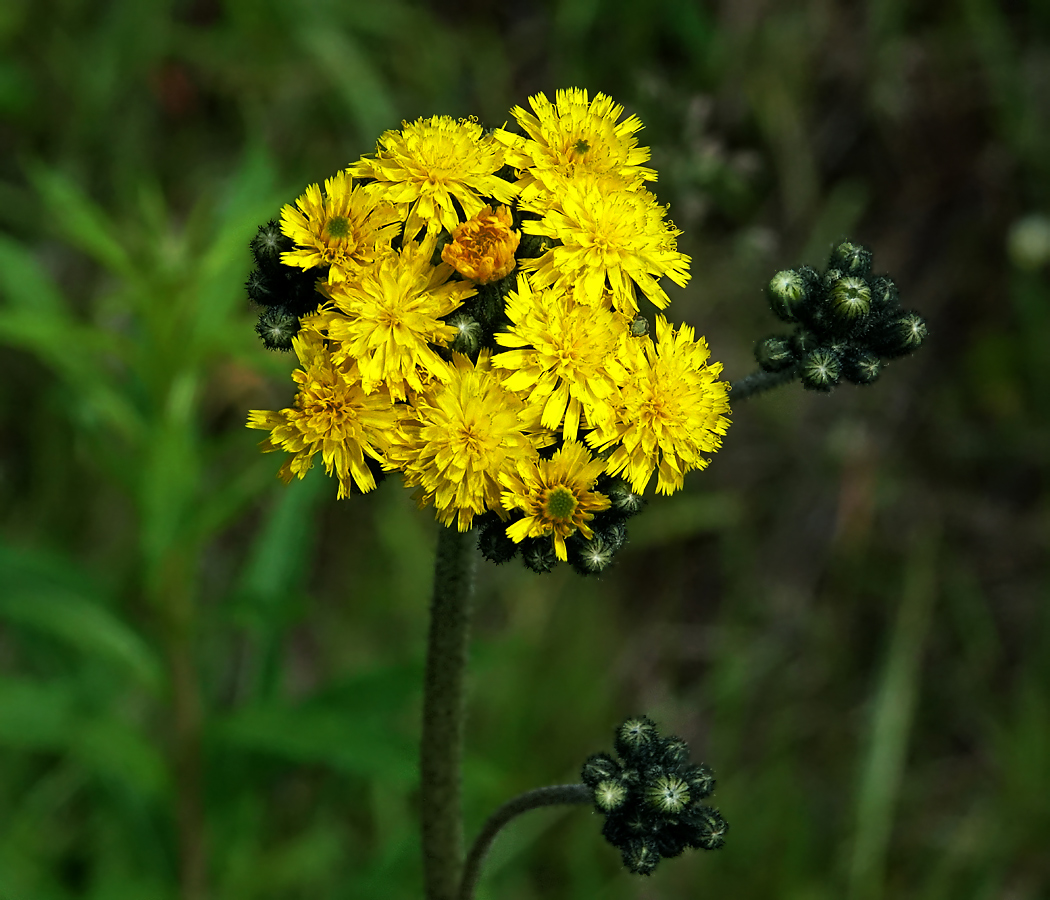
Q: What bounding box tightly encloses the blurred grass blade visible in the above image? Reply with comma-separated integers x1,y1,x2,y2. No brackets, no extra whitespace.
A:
0,542,162,689
215,702,417,782
28,164,135,280
847,529,938,900
0,234,68,315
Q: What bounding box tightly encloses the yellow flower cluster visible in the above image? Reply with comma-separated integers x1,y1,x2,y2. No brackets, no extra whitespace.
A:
247,90,731,565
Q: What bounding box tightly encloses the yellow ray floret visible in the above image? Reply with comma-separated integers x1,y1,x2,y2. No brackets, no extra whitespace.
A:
500,440,612,562
588,316,731,496
246,331,399,497
349,115,518,238
493,273,629,441
495,88,656,202
519,173,690,315
441,204,520,284
279,171,401,285
387,352,551,532
316,233,475,402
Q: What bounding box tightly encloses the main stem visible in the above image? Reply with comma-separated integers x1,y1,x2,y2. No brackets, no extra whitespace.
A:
421,526,477,900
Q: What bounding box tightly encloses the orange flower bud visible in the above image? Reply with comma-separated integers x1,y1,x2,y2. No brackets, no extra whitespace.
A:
441,205,520,284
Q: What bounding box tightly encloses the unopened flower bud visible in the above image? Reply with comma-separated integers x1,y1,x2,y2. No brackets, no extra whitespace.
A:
767,267,817,322
448,313,483,356
684,763,716,799
478,517,518,564
255,306,299,351
570,531,618,576
829,240,872,277
615,716,659,759
249,219,291,269
646,774,691,814
605,480,645,516
792,328,821,357
754,335,796,372
622,840,660,876
686,806,728,850
827,274,872,325
800,347,842,392
594,779,629,812
875,310,928,358
843,349,883,385
581,753,621,787
521,537,558,573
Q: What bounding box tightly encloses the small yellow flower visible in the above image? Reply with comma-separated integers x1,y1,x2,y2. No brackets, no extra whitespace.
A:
493,273,628,441
495,88,656,202
246,331,398,497
588,316,731,495
501,441,611,561
441,205,520,284
387,352,550,531
520,174,690,315
317,234,475,402
349,116,517,238
279,171,401,285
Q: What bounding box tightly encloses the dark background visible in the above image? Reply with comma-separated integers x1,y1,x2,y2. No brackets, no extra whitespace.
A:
1,1,1048,898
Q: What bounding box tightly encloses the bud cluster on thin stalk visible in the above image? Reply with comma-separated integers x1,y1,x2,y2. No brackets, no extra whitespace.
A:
752,240,928,394
581,716,727,875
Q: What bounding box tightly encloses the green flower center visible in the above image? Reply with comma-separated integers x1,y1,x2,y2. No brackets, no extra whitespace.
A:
543,485,578,522
326,216,352,239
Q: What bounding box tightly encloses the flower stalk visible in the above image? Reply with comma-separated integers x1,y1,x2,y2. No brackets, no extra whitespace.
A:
421,526,477,900
458,785,592,900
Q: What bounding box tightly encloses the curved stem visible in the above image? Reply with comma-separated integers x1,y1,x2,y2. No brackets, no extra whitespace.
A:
730,363,799,401
459,784,592,900
421,526,477,900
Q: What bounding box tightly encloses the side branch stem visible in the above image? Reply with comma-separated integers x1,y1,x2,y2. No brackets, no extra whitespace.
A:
421,526,477,900
730,364,799,401
459,784,592,900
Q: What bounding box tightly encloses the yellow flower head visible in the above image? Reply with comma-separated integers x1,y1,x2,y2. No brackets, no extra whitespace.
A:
349,116,518,238
441,204,520,284
279,171,401,285
246,331,399,497
589,316,731,496
493,273,628,441
501,441,612,561
316,233,475,402
388,352,549,532
520,174,690,315
496,88,656,202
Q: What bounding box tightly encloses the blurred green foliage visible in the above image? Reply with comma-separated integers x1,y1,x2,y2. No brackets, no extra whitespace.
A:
1,0,1049,898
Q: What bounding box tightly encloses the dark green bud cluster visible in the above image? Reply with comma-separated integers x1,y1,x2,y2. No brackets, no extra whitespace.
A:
246,220,325,351
760,241,927,392
475,475,644,576
582,716,727,876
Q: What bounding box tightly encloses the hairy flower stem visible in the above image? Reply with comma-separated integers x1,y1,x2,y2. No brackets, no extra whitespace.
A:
730,363,800,401
422,527,478,900
459,785,592,900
